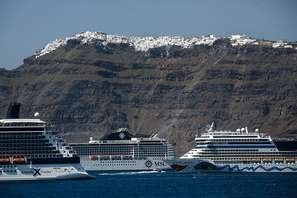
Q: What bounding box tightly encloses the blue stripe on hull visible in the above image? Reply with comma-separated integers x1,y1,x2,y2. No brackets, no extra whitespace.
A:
217,164,297,172
196,145,276,148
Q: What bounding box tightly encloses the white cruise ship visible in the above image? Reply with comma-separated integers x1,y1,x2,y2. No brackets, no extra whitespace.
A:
0,104,91,181
70,128,175,172
166,123,297,173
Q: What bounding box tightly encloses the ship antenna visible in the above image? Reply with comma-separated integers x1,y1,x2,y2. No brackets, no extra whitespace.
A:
208,122,215,132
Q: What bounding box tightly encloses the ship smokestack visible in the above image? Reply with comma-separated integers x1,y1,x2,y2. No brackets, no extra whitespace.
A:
6,102,21,119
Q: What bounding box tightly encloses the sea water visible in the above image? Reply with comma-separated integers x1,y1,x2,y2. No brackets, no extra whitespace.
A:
2,171,297,198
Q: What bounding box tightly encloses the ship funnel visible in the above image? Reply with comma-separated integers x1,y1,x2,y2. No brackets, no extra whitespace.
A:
150,133,158,138
6,102,21,119
117,128,129,133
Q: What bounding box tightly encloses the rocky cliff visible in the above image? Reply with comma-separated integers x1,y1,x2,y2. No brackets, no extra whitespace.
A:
1,32,297,155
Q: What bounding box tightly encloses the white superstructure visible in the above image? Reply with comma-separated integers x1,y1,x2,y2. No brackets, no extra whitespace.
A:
0,118,91,181
166,123,297,172
70,128,175,172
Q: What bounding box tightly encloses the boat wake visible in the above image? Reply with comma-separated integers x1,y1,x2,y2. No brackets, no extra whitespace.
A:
98,170,164,176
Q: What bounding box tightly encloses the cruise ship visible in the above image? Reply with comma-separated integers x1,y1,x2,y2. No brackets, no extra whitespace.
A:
166,123,297,173
70,128,175,172
0,103,91,181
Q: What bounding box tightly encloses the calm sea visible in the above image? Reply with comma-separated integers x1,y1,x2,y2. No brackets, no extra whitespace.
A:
2,171,297,198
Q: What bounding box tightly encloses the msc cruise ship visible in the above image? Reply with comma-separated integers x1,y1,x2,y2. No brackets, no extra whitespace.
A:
167,123,297,173
70,128,175,172
0,104,90,181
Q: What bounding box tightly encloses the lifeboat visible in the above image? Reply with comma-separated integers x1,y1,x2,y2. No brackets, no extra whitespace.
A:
273,158,284,163
13,157,26,164
262,158,272,162
111,155,121,160
99,156,110,160
274,157,284,161
0,158,10,164
89,155,98,160
122,155,133,160
285,158,296,162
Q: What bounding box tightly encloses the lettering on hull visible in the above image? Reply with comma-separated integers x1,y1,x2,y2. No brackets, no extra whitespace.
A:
33,168,41,176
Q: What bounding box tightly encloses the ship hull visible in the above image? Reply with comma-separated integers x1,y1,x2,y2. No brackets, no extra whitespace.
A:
80,157,172,172
166,159,297,173
0,163,91,181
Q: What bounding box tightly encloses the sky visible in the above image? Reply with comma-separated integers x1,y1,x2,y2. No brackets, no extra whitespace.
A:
1,0,297,69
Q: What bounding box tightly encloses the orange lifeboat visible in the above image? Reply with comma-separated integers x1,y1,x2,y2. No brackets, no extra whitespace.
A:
0,158,10,164
89,155,98,160
13,157,26,164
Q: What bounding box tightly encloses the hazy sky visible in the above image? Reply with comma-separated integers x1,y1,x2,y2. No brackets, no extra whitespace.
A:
1,0,297,69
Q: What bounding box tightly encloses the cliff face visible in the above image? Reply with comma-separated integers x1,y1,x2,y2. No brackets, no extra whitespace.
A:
1,33,297,155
